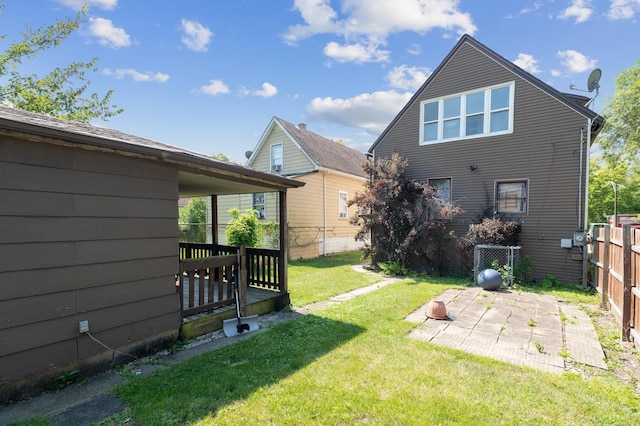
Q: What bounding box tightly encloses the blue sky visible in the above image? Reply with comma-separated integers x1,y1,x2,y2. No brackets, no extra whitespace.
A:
1,0,638,163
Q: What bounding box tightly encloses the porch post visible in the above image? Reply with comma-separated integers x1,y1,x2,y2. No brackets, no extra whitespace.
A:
210,194,218,245
239,245,248,316
279,190,288,294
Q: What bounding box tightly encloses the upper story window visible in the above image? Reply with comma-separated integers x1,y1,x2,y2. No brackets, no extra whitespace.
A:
420,82,514,145
271,143,283,173
338,191,348,219
495,180,527,215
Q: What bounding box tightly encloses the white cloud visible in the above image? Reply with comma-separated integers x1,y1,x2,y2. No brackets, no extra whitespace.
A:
407,43,422,55
551,69,562,77
284,0,477,63
324,41,390,63
557,49,597,73
306,90,413,135
88,17,131,48
55,0,117,10
240,82,278,98
558,0,593,23
103,68,169,82
513,53,541,74
519,1,543,15
253,82,278,98
283,0,342,45
386,65,431,91
181,19,213,52
608,0,640,19
200,79,230,95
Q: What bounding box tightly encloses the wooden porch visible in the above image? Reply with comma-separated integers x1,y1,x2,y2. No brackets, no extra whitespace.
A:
177,243,289,339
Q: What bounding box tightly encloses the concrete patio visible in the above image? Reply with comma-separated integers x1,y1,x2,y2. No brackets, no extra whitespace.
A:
406,287,607,374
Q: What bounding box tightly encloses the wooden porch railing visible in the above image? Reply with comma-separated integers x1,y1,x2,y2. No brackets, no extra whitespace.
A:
177,254,236,318
177,243,285,318
246,247,283,291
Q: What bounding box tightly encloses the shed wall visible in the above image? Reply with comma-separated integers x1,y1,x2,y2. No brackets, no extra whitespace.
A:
0,136,181,400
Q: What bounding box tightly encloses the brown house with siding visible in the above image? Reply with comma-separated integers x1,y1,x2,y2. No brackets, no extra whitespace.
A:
369,35,604,283
0,106,303,402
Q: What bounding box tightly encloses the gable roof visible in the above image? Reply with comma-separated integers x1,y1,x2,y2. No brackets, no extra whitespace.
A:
369,34,604,153
249,116,368,178
0,105,304,197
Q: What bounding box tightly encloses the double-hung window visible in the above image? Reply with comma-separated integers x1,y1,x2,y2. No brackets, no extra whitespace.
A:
420,82,514,144
271,143,283,173
495,180,527,215
338,191,348,219
428,178,451,204
428,178,451,219
253,193,266,219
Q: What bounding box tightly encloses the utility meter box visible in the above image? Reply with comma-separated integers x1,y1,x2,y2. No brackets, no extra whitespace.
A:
573,232,587,247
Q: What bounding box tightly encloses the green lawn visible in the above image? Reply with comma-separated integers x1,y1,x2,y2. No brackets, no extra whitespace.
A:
288,251,382,306
109,255,639,425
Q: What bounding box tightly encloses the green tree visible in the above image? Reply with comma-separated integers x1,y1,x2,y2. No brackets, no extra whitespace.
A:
0,3,122,122
212,153,229,161
225,208,262,247
179,198,207,242
597,59,640,165
589,159,640,223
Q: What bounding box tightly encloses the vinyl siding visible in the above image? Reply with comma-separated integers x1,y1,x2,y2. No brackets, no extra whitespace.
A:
251,125,314,174
288,172,367,259
373,42,591,283
288,173,325,259
0,136,181,392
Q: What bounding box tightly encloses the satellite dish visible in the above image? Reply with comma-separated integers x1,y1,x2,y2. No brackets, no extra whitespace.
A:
587,68,601,92
245,150,253,159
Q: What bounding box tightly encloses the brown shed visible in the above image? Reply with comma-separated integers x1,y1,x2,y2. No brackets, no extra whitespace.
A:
0,106,303,402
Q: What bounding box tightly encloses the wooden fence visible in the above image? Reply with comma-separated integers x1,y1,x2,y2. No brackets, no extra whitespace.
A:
589,224,640,349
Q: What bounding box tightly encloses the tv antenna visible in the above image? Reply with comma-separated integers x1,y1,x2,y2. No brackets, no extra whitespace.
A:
569,68,601,109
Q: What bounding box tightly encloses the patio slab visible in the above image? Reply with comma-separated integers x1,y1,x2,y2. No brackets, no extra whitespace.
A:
406,287,607,373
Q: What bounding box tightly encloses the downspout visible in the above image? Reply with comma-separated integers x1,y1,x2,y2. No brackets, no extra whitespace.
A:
584,119,592,231
578,126,584,231
323,171,327,256
582,119,593,288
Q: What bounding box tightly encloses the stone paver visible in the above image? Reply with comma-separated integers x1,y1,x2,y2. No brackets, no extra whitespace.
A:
406,287,607,373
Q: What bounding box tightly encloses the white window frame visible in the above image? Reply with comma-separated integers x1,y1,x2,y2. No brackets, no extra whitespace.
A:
270,143,283,173
428,178,452,204
338,191,348,219
495,179,528,215
419,82,515,145
253,193,266,219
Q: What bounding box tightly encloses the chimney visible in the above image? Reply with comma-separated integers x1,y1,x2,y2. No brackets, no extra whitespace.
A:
298,123,307,130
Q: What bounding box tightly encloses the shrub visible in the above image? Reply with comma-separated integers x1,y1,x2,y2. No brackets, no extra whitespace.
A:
261,221,280,249
457,217,522,276
225,208,262,247
349,153,462,274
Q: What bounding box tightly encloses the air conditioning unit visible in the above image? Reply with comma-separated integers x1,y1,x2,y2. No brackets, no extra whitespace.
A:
272,164,282,173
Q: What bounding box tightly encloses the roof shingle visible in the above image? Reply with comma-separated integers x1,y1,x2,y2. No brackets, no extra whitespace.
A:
275,117,368,178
